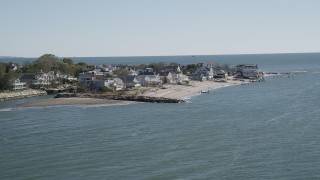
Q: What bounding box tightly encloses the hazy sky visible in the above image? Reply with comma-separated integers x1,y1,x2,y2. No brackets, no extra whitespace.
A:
1,0,320,57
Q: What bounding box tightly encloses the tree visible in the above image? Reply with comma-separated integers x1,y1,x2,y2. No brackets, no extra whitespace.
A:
113,68,129,77
186,64,197,73
149,62,165,73
62,58,74,65
77,62,87,66
0,63,6,74
99,86,113,92
34,54,60,72
0,71,18,90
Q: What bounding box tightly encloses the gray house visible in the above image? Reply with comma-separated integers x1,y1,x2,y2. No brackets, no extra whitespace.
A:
120,76,141,88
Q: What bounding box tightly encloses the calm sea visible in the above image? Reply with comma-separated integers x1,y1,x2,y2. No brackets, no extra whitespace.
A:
1,53,320,179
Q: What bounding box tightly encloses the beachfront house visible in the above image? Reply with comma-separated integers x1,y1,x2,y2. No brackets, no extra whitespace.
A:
188,73,207,81
9,79,26,90
188,67,213,81
235,64,259,79
214,70,228,79
20,72,55,87
92,77,124,91
55,71,77,81
163,65,188,84
136,71,161,86
158,72,173,84
242,69,259,79
78,72,95,85
176,74,189,84
120,76,141,88
113,78,124,90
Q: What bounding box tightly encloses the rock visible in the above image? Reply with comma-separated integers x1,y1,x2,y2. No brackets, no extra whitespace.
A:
0,89,47,101
54,93,185,103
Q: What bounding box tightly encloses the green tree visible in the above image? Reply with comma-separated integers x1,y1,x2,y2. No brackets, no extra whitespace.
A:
149,62,165,73
186,64,197,73
99,86,113,92
62,58,74,65
0,71,18,90
0,62,6,74
113,68,129,77
34,54,60,72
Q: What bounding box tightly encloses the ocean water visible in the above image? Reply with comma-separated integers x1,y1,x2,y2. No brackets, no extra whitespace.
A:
1,53,320,179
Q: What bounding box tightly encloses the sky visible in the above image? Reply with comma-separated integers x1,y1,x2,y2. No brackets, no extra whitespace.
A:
0,0,320,57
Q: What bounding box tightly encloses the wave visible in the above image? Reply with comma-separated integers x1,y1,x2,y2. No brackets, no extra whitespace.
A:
292,70,307,73
0,108,13,112
78,102,134,109
183,92,202,101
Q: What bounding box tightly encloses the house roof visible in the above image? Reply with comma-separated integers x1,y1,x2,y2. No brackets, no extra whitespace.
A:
236,64,258,69
20,73,41,80
158,72,170,76
165,65,177,72
120,75,136,83
138,72,156,76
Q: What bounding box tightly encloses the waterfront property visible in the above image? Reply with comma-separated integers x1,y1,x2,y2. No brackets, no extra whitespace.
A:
9,79,26,90
158,72,173,84
136,71,161,86
214,70,228,79
120,76,141,88
20,72,55,87
92,76,124,91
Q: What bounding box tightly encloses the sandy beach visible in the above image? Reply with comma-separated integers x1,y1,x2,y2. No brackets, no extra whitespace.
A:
18,80,245,107
19,98,134,107
143,80,242,100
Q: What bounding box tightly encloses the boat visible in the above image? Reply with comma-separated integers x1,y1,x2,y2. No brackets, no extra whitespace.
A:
200,89,210,93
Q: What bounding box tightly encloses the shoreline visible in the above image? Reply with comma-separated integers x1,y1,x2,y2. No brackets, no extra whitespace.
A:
15,80,248,107
142,80,244,100
0,89,47,101
18,98,135,107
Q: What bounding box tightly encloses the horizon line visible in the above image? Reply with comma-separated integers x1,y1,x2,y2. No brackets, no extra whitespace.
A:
1,51,320,59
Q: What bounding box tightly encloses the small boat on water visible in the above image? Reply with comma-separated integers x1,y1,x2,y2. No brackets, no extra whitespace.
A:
201,89,210,93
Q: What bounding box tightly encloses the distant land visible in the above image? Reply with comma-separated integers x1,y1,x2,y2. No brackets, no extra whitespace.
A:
1,52,320,59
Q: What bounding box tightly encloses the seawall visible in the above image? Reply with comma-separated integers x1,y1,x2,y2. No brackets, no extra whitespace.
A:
55,93,185,103
0,89,47,101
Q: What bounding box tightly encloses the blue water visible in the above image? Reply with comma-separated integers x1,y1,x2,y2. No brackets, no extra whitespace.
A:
1,53,320,179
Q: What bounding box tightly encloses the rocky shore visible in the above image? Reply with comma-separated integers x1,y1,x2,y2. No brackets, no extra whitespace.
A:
0,89,47,101
55,93,185,103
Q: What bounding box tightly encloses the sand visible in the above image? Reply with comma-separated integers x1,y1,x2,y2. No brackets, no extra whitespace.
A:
18,80,245,107
19,98,133,107
143,80,243,100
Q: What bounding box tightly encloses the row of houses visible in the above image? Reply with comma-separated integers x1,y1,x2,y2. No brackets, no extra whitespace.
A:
9,71,76,90
77,66,189,90
8,63,261,91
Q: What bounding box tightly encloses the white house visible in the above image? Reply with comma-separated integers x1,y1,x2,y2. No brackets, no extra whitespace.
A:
136,72,161,86
20,72,55,87
158,72,173,84
92,77,124,91
10,79,26,90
